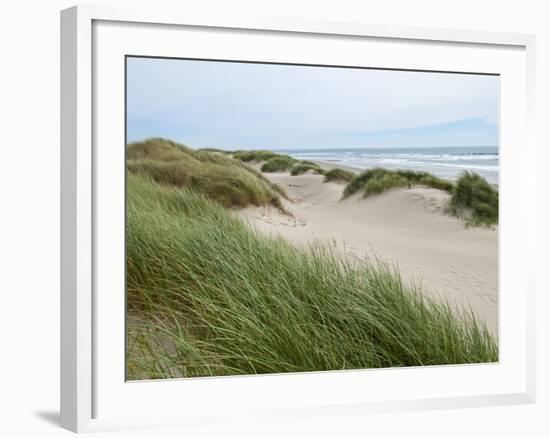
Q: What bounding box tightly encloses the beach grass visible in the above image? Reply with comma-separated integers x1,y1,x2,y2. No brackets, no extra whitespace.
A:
290,162,326,176
449,171,499,226
261,156,297,172
343,167,498,226
233,150,283,162
126,173,498,380
127,138,286,209
324,168,356,183
344,168,455,198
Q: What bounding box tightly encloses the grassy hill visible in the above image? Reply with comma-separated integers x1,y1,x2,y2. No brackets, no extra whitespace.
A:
127,138,286,209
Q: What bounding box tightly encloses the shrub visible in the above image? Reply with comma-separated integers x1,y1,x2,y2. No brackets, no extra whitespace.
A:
449,172,498,226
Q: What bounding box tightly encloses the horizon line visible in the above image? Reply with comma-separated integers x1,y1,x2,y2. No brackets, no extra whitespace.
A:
272,145,498,151
126,138,499,152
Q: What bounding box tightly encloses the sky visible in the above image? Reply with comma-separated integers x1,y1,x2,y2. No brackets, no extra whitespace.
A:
126,57,499,150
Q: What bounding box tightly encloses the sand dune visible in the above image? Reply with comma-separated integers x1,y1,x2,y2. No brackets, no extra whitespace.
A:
236,169,498,335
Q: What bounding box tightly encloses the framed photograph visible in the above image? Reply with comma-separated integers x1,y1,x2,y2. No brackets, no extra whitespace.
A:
61,5,536,433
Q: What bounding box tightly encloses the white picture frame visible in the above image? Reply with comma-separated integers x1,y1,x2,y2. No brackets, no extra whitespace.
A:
60,4,536,433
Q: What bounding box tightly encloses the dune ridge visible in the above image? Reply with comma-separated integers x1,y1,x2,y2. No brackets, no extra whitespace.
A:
125,139,498,380
236,167,498,335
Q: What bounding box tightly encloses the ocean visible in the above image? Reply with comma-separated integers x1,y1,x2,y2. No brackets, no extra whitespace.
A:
279,146,498,185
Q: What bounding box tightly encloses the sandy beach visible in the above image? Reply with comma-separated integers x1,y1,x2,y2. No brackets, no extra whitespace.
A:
236,162,498,335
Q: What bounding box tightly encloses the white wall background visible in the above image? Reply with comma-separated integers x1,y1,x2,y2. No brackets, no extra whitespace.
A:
0,1,547,437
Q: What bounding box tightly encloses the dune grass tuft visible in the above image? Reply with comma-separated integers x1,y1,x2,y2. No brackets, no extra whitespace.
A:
344,168,454,198
197,147,232,154
449,172,498,226
127,138,286,210
126,174,497,380
233,150,282,162
290,162,325,176
261,156,297,172
324,168,356,183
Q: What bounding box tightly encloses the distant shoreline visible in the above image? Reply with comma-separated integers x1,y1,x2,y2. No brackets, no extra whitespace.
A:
273,146,499,153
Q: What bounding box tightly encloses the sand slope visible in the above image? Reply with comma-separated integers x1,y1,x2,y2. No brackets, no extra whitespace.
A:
236,170,498,335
